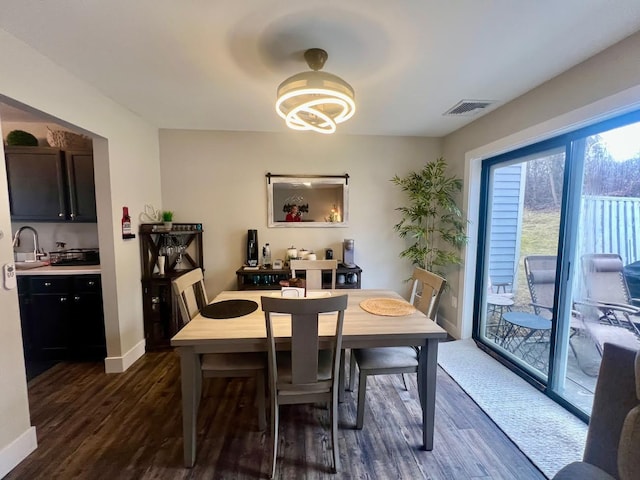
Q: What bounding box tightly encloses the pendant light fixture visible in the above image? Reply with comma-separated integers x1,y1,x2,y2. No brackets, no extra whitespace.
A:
276,48,355,134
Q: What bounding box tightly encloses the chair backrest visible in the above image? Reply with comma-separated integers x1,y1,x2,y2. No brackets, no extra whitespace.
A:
524,255,557,319
582,253,631,305
290,259,338,290
617,350,640,480
583,343,639,479
261,295,348,394
172,268,209,325
409,267,446,319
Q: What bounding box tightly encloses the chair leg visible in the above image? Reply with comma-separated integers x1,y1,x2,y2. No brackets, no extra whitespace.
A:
331,398,340,473
256,371,266,431
270,399,278,479
356,370,368,429
348,352,356,391
401,373,409,391
338,349,345,403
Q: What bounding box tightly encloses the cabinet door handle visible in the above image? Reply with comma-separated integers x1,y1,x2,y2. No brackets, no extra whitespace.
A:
60,297,67,303
88,281,95,286
70,213,76,219
58,213,64,217
74,296,81,301
44,282,52,287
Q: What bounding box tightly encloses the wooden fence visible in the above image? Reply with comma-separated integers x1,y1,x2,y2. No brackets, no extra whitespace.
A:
580,195,640,265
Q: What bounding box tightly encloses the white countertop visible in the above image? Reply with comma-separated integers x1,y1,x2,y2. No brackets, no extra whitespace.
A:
16,265,101,276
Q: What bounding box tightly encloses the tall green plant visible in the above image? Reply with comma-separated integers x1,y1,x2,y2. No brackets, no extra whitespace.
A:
392,157,468,276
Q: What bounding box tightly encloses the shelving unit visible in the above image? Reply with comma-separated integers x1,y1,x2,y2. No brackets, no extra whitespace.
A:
236,264,362,290
139,223,203,350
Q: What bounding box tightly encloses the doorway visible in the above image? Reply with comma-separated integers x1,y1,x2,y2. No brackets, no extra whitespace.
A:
1,100,103,381
474,109,640,418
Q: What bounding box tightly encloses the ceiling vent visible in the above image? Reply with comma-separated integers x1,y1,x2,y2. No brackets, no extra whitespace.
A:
443,100,496,116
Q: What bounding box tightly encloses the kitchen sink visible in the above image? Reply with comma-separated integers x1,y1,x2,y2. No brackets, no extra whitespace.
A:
14,261,48,270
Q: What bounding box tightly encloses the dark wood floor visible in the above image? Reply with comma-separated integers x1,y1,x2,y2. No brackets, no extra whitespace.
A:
6,351,545,479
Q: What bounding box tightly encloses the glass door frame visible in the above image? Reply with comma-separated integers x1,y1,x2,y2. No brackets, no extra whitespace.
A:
472,108,640,422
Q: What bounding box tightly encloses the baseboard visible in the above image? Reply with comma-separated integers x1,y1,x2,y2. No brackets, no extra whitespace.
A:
437,314,461,339
104,339,146,373
0,426,37,478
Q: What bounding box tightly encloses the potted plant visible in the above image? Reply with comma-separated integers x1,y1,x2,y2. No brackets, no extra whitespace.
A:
162,210,174,230
392,157,468,277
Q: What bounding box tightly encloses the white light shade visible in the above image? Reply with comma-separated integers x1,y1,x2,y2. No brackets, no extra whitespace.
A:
276,57,355,134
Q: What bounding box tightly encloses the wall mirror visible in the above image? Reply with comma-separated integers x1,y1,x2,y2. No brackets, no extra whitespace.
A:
266,173,349,227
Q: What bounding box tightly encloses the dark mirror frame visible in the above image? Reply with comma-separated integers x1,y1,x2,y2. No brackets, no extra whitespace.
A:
266,173,349,228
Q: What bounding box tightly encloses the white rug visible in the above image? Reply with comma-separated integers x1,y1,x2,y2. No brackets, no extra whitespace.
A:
438,339,587,478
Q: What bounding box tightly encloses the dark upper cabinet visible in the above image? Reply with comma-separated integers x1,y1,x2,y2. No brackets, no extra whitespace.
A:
65,150,97,222
5,146,97,222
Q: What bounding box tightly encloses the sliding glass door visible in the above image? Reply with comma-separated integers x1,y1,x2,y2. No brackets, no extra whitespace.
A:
474,110,640,418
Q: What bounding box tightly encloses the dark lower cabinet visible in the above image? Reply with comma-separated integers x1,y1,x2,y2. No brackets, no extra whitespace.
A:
18,274,106,362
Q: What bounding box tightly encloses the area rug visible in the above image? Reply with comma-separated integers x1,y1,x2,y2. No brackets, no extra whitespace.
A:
438,339,587,478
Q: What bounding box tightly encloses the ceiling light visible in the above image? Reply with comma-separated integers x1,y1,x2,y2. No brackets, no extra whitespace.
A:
276,48,355,134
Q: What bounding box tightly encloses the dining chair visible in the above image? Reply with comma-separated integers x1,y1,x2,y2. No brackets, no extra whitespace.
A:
172,268,266,430
290,259,338,289
261,294,348,478
348,267,446,429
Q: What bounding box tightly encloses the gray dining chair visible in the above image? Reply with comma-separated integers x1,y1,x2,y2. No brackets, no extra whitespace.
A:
349,267,446,429
261,294,348,478
172,268,266,430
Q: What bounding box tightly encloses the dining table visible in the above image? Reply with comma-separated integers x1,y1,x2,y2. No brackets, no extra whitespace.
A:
171,288,448,467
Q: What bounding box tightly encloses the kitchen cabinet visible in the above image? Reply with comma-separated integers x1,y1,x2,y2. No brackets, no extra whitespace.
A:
139,223,204,350
5,146,97,222
18,274,106,361
235,264,362,290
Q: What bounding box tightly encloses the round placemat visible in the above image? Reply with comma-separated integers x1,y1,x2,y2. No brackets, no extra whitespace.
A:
201,299,258,319
359,298,416,316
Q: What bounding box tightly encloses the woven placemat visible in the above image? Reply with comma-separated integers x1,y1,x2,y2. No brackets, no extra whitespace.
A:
201,299,258,319
359,298,416,316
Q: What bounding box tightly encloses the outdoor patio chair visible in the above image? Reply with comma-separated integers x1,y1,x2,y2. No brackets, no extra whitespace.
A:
524,256,623,371
525,255,639,359
580,254,640,337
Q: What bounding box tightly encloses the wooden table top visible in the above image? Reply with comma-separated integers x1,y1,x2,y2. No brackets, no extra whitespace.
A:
171,289,447,348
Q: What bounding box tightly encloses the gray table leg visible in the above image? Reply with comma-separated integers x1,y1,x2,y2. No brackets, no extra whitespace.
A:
418,338,439,450
179,348,200,467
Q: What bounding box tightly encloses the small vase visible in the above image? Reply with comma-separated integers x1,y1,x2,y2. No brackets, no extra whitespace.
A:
157,255,166,275
163,221,173,231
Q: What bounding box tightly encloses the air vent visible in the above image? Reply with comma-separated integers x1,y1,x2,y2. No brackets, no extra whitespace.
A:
444,100,496,116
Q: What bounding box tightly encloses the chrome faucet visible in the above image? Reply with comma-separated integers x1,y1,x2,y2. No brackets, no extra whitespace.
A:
12,226,46,261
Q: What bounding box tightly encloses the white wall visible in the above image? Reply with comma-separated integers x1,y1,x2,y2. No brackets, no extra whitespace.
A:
0,28,161,474
159,130,441,299
442,30,640,339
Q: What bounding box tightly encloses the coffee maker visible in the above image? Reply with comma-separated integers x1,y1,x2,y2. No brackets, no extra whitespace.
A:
343,238,355,267
247,230,258,267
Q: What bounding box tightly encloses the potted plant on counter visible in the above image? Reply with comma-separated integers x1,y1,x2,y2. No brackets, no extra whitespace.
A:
162,210,174,230
392,157,468,277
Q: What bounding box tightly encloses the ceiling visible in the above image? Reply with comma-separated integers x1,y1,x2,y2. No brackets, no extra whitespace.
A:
2,1,640,137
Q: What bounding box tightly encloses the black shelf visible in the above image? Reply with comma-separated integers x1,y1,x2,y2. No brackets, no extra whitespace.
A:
139,223,204,350
236,265,362,290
